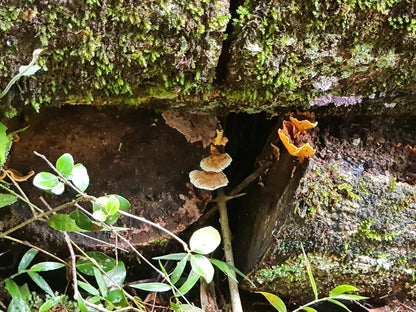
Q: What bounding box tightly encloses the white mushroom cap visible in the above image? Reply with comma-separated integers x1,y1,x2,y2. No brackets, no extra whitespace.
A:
189,170,229,191
200,153,232,173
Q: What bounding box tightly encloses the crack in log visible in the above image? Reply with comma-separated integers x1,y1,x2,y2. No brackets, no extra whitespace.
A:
214,0,244,86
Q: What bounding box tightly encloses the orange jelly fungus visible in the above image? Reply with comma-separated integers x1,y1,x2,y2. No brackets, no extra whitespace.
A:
278,120,316,162
289,116,318,133
211,129,229,146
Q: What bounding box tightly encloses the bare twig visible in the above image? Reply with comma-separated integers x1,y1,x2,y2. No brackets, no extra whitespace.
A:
228,161,273,196
63,231,79,300
4,235,68,265
217,188,243,312
0,196,87,239
119,210,190,253
2,169,36,216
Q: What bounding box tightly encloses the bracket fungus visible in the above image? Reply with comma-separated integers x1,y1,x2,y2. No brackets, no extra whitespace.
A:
189,170,229,191
200,145,232,173
278,112,318,162
189,130,231,191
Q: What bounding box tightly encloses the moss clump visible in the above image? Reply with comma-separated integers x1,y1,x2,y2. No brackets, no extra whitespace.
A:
225,0,416,110
0,0,230,117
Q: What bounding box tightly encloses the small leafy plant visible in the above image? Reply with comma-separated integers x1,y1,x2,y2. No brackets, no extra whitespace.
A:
1,152,253,311
131,226,253,311
5,248,66,312
258,245,367,312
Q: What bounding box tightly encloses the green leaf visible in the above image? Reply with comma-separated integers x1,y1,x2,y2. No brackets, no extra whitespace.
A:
19,64,41,76
327,299,352,312
170,254,189,284
189,226,221,255
153,253,188,261
301,307,318,312
0,194,17,208
19,283,30,302
93,267,108,297
103,262,126,288
331,294,368,301
27,271,54,296
77,297,89,312
33,172,60,190
178,270,200,295
76,251,116,275
92,210,107,222
115,195,131,211
70,210,98,231
39,295,64,312
210,258,255,287
48,214,88,232
77,281,100,296
56,153,74,178
5,278,21,299
0,122,12,168
257,292,287,312
71,164,89,192
130,282,172,292
301,244,318,300
29,261,66,272
329,285,359,297
209,258,237,283
106,289,129,307
190,254,214,283
7,298,30,312
18,248,38,272
50,181,65,195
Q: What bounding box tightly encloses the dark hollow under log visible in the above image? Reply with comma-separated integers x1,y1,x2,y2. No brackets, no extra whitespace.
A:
0,106,212,258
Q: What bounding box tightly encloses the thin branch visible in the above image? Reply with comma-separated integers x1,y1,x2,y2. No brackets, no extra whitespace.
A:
74,203,196,309
0,196,87,239
217,188,243,312
0,182,43,214
119,210,190,253
71,231,129,252
63,231,79,300
3,235,68,265
2,169,36,216
228,161,273,196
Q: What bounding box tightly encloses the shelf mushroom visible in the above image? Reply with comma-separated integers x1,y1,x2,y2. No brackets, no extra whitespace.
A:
189,170,229,191
189,130,231,191
200,146,232,173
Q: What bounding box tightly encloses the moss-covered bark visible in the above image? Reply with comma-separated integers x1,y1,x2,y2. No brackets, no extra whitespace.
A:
225,0,416,111
0,0,230,117
235,114,416,299
1,0,416,117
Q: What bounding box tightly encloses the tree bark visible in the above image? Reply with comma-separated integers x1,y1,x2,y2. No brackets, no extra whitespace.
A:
234,113,416,299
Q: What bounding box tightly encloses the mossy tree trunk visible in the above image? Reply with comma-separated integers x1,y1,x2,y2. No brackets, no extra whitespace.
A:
1,0,416,117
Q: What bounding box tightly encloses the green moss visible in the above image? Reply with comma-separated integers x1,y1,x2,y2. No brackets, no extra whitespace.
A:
356,220,401,242
0,7,19,31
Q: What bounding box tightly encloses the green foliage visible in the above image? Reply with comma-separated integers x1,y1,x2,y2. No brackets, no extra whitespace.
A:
133,225,253,309
258,245,367,312
0,193,17,208
0,122,28,168
33,153,89,194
